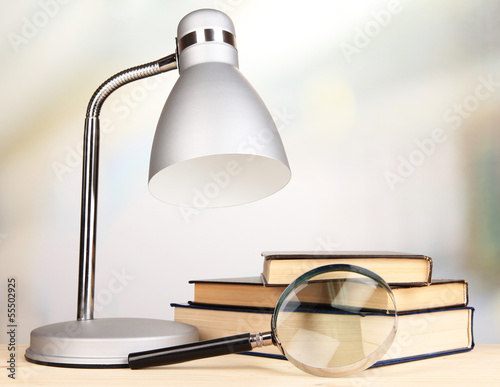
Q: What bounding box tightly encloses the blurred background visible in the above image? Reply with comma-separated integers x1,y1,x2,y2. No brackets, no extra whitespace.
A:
1,0,499,345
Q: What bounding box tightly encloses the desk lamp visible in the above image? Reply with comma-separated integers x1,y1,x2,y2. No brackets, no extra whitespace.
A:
25,9,291,368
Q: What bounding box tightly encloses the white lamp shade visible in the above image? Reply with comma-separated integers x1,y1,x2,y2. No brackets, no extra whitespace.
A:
148,61,291,207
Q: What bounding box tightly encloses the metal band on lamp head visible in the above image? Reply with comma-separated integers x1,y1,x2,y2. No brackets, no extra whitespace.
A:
177,29,236,54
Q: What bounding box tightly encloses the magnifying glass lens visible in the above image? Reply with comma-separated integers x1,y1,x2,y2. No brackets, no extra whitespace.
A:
273,265,397,377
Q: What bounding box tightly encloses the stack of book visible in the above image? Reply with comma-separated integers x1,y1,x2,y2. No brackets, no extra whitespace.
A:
171,251,474,366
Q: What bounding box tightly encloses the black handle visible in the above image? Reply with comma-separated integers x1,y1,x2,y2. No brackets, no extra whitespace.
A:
128,333,253,369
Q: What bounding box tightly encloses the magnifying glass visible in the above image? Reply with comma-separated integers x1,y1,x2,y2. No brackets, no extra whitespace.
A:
128,264,398,377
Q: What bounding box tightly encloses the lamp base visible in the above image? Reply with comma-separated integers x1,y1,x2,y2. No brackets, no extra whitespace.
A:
25,317,199,368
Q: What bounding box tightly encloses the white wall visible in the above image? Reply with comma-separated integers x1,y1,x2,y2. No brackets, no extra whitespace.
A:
1,0,499,345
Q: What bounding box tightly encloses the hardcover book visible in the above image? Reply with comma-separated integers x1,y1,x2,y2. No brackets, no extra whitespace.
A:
261,251,433,286
172,303,475,366
189,277,468,313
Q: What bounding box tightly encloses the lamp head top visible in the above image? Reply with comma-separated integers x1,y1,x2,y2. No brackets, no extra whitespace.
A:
177,9,235,38
176,9,238,71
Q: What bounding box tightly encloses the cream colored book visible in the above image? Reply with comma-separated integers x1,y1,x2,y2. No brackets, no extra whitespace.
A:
261,251,433,286
190,277,467,312
172,303,474,366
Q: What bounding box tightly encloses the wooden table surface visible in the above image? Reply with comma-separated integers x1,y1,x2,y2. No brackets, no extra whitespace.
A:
2,344,499,386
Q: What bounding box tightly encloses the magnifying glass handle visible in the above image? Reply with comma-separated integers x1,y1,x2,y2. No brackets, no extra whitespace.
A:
128,332,273,369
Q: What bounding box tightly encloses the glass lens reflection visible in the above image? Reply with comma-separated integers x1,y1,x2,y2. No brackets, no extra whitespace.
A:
275,272,396,370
